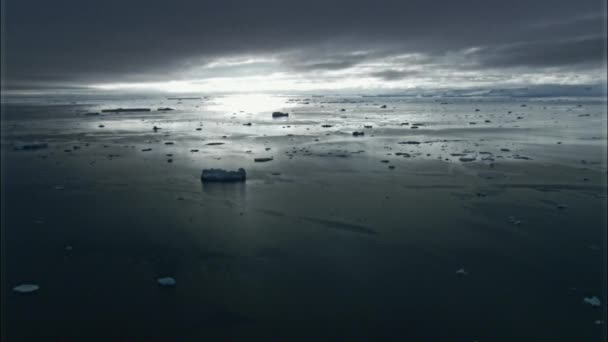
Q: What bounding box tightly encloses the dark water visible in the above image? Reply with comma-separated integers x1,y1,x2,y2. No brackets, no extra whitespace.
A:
1,94,607,341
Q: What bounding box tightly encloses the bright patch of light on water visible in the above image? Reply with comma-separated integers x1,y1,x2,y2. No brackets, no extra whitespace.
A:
206,94,295,113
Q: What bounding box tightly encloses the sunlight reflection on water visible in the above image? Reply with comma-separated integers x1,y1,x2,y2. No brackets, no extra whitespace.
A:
205,94,297,114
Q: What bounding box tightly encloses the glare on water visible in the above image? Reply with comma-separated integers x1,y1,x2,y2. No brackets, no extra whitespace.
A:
205,93,296,114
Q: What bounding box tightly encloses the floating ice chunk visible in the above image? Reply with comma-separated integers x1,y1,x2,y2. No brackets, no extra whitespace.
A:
455,268,468,275
583,296,601,307
157,277,176,287
201,168,246,182
13,284,39,293
101,108,150,113
15,142,48,150
508,216,522,225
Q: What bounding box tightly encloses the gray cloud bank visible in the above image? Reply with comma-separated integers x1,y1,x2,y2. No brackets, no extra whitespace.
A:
2,0,606,92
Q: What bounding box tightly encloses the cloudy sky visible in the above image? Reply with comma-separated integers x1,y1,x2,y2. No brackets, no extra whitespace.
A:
2,0,607,93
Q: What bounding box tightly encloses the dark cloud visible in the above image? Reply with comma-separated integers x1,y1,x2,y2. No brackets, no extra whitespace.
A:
2,0,606,87
472,36,606,69
370,70,422,81
280,51,378,72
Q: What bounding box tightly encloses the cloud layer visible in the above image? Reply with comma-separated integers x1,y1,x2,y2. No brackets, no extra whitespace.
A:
3,0,606,92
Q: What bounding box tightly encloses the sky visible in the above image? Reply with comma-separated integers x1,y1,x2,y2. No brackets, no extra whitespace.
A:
2,0,607,94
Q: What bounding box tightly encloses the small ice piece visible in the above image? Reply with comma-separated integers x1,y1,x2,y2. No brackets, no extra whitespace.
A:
157,277,176,287
16,142,48,150
102,108,150,113
583,296,601,307
455,268,468,275
201,168,246,182
508,216,522,225
65,245,73,251
595,320,604,325
13,284,40,293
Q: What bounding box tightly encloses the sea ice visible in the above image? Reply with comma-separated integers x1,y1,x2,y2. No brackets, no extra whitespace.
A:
157,277,176,287
13,284,40,293
583,296,601,307
201,168,246,182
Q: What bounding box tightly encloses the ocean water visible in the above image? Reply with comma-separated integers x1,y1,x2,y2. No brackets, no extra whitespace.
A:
1,93,607,341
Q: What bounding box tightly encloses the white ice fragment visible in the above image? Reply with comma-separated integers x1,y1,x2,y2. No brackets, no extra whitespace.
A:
157,277,176,287
455,268,468,275
583,296,601,307
13,284,40,293
508,216,521,225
